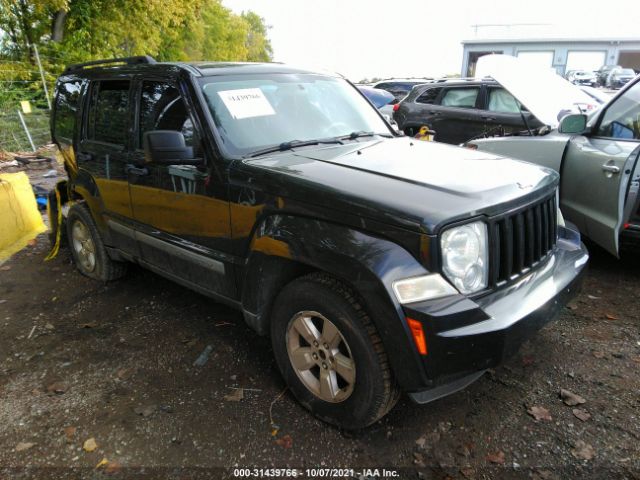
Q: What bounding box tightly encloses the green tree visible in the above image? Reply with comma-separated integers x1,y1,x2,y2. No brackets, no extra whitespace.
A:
0,0,273,110
242,11,272,62
0,0,272,64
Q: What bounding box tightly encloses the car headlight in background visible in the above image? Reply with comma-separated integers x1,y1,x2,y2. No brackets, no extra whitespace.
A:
441,221,488,294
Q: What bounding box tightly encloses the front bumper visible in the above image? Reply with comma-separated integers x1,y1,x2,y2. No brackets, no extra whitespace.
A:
404,225,588,403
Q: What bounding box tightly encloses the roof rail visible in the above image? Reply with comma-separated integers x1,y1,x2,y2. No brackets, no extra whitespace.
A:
63,55,156,74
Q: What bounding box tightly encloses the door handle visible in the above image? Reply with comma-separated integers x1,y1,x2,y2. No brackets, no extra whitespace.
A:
481,116,496,121
428,111,442,116
125,164,149,176
601,164,620,174
77,152,93,162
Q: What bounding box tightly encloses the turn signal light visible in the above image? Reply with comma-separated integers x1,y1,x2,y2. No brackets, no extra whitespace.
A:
407,318,428,355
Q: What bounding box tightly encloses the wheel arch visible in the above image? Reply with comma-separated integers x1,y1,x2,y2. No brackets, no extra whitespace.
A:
240,214,431,390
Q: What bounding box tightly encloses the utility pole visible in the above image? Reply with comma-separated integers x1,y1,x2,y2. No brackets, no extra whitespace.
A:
33,44,51,110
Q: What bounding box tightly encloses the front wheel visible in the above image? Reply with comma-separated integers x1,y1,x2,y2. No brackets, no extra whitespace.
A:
270,273,400,429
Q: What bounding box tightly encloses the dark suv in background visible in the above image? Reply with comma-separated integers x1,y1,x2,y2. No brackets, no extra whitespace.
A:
50,56,587,429
372,78,434,101
393,79,543,144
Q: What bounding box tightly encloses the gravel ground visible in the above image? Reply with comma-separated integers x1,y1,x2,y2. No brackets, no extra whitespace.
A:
0,233,639,479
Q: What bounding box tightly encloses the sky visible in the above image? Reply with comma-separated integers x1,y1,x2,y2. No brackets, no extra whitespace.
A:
223,0,639,81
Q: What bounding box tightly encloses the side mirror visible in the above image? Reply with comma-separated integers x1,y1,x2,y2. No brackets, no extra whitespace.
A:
558,114,588,134
143,130,195,165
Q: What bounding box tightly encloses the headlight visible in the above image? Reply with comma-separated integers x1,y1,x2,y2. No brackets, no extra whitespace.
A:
392,274,457,304
441,221,488,294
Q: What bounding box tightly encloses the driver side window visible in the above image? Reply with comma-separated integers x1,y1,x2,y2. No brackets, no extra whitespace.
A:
596,82,640,140
139,81,197,147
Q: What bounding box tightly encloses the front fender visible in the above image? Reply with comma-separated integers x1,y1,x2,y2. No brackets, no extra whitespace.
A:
241,214,433,390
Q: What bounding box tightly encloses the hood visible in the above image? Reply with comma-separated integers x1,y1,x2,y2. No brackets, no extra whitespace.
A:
475,54,599,128
236,137,557,233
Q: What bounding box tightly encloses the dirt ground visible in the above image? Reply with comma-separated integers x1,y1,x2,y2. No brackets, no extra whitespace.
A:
0,230,639,479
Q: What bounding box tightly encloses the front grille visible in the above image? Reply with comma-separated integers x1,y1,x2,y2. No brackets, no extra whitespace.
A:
488,193,558,287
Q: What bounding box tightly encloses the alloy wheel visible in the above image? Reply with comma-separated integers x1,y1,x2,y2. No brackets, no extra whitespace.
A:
71,220,96,272
286,310,356,403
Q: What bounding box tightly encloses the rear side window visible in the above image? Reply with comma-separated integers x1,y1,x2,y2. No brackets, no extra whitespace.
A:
87,80,131,145
440,88,479,108
416,87,442,104
139,81,193,147
54,80,82,142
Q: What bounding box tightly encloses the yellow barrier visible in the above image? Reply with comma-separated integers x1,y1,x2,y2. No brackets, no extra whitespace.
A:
0,172,47,262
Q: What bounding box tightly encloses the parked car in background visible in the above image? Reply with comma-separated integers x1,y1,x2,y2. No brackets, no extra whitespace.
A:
467,60,640,257
394,56,602,146
607,68,637,89
51,56,588,429
357,85,396,117
371,78,433,101
579,85,612,106
393,78,544,144
596,64,621,86
566,70,598,87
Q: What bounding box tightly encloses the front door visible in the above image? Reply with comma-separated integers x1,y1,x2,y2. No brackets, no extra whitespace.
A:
127,78,236,299
482,86,542,137
561,80,640,256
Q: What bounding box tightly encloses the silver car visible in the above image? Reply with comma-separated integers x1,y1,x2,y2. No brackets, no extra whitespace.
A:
468,56,640,257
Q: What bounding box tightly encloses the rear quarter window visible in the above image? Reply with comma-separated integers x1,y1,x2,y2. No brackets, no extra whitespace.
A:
53,80,83,143
416,87,442,104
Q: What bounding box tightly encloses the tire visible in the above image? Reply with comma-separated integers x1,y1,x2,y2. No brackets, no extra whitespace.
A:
270,272,400,429
66,204,127,281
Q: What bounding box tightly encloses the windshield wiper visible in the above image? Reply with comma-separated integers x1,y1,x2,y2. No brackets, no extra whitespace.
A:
248,138,344,158
337,131,393,140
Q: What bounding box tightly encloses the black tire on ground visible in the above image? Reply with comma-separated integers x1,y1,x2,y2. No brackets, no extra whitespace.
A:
66,203,127,281
270,272,400,429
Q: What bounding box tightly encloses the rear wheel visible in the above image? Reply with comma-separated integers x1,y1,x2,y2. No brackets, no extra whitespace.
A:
66,204,127,281
270,273,400,429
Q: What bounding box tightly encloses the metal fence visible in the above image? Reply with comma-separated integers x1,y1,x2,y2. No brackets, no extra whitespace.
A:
0,110,50,152
1,44,56,153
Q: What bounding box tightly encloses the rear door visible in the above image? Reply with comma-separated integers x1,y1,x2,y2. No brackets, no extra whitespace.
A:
77,78,136,253
561,79,640,255
432,85,483,144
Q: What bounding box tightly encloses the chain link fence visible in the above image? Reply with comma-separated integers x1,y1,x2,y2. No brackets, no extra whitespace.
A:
0,110,51,153
1,43,58,153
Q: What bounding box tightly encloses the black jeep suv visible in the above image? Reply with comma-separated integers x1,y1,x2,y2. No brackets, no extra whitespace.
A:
51,56,588,429
393,79,544,145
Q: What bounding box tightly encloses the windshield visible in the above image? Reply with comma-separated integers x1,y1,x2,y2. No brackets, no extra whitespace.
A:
199,73,391,156
618,69,636,76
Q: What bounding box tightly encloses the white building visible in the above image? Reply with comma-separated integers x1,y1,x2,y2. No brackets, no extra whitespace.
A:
461,37,640,77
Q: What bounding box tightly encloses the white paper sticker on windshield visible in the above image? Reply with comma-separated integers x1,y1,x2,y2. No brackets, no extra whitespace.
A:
218,88,275,119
